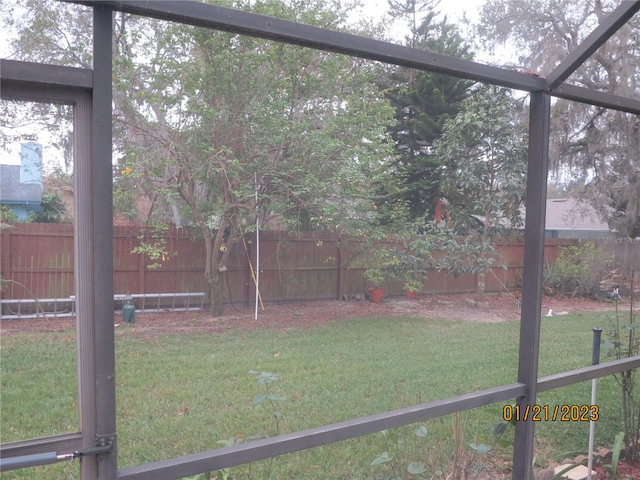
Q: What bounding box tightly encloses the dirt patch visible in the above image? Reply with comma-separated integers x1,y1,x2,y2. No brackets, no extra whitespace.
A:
593,458,640,479
0,293,623,337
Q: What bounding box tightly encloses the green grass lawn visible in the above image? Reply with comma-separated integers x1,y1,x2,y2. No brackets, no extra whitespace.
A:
0,310,629,479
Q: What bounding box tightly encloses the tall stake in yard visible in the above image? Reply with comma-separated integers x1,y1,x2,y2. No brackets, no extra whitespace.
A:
587,327,602,480
255,173,260,321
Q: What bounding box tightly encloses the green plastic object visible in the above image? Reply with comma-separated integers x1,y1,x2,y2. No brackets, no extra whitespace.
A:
122,303,135,324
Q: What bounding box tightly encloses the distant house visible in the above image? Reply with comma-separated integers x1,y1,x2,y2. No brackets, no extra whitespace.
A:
0,143,44,220
544,198,610,239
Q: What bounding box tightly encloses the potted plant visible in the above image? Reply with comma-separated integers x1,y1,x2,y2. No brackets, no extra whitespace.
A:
404,279,422,299
363,268,387,303
360,246,403,303
396,247,427,300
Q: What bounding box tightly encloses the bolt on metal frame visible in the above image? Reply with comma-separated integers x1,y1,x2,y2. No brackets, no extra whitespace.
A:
1,1,639,479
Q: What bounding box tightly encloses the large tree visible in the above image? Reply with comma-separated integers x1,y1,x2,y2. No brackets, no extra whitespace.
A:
378,2,475,222
436,86,528,301
478,0,640,237
4,0,395,316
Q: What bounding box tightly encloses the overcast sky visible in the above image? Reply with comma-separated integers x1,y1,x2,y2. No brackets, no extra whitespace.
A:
359,0,485,24
354,0,486,36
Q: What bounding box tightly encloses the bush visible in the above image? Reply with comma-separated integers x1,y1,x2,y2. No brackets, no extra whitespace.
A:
543,241,612,297
0,204,19,224
29,193,68,223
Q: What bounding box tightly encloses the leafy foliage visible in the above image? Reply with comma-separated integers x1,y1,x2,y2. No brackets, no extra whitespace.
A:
478,0,640,237
29,193,68,223
435,86,527,300
131,224,171,270
370,425,431,479
543,241,613,298
110,1,395,315
602,270,640,462
378,4,474,222
5,0,395,316
437,86,527,236
0,204,19,225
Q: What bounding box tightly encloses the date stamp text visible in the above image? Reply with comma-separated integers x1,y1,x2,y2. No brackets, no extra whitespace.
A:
503,404,599,422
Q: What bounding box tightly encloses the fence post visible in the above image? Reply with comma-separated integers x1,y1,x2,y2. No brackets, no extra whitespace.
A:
137,227,145,294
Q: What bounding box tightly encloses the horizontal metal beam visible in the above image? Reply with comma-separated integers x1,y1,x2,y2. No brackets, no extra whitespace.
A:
546,1,640,90
67,1,640,115
3,359,635,477
118,383,526,480
552,83,640,115
1,60,92,105
1,59,93,95
67,0,545,92
537,355,640,393
1,432,83,459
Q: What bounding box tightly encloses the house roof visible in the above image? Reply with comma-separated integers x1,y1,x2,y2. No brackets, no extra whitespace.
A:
0,164,42,202
545,198,609,231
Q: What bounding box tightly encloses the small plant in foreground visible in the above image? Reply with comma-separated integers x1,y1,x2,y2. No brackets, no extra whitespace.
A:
370,411,508,479
542,431,625,480
608,431,625,480
370,424,432,479
249,370,287,436
179,371,287,480
181,473,214,480
602,269,640,463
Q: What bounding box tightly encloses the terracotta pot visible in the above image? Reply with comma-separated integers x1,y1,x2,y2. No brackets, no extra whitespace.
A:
405,290,418,299
368,287,385,303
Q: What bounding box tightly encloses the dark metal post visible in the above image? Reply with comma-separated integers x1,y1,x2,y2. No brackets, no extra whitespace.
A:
587,327,603,478
92,5,117,478
512,91,551,479
592,328,603,366
76,4,116,479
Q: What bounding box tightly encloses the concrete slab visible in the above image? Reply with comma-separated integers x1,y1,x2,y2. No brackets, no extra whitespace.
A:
553,464,597,480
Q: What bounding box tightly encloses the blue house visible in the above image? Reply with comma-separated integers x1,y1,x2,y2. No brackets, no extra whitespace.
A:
0,143,44,220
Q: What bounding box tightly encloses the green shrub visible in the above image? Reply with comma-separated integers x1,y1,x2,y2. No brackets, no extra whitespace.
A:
29,193,68,223
0,204,19,224
543,241,612,298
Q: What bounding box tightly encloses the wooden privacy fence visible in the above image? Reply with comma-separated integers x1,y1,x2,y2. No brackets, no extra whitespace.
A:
2,223,638,306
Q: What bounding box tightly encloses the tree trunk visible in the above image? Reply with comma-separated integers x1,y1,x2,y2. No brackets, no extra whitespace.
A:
209,270,224,317
476,270,486,303
202,231,226,318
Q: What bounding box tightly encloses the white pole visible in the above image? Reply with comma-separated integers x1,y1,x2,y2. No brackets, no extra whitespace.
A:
587,327,602,480
587,377,597,479
254,174,260,321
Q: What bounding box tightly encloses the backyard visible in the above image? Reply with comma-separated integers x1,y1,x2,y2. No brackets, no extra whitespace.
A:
1,293,636,479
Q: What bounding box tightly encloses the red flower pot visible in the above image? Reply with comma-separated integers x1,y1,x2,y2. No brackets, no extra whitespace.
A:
368,287,385,303
405,290,418,299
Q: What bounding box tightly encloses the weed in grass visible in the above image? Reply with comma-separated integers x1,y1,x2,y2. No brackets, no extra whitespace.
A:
369,410,509,480
370,424,432,479
249,370,287,436
198,371,288,480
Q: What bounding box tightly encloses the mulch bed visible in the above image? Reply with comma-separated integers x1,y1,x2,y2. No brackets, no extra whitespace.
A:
593,459,640,479
0,293,623,336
